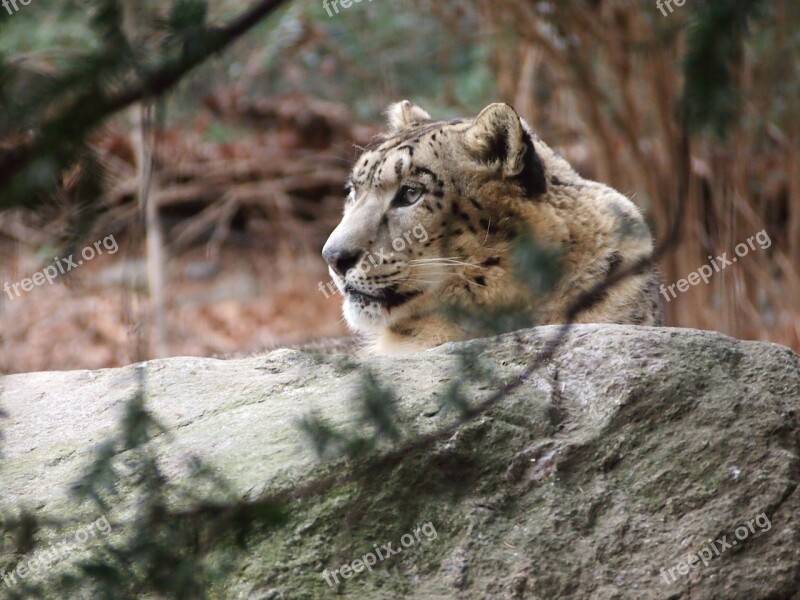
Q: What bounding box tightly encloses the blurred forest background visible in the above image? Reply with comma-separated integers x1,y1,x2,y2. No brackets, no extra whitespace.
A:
0,0,798,375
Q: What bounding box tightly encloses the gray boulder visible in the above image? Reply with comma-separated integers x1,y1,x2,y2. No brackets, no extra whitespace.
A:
1,324,798,599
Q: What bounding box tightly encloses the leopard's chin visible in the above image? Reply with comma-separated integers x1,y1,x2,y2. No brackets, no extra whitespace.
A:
342,285,424,332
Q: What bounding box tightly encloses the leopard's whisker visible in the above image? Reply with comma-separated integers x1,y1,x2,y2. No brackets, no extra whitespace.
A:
409,257,474,263
409,260,480,268
408,269,467,279
408,256,465,262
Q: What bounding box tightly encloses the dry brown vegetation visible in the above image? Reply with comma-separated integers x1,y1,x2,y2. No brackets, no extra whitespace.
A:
0,0,797,375
0,95,366,373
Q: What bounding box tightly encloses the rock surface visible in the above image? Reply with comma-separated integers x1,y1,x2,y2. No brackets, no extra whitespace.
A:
1,324,799,599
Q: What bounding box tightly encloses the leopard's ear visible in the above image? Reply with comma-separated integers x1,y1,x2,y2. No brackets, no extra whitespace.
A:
386,100,432,133
464,103,547,198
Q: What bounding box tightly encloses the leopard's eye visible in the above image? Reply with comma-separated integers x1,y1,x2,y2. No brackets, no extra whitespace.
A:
344,182,356,206
392,185,425,208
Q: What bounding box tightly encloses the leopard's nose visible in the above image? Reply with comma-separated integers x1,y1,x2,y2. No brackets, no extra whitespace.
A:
323,247,364,278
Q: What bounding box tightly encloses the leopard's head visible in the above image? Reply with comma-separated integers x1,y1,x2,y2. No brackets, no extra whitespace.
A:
322,100,548,338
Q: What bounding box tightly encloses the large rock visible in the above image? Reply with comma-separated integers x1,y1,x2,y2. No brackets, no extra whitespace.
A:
1,325,799,599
